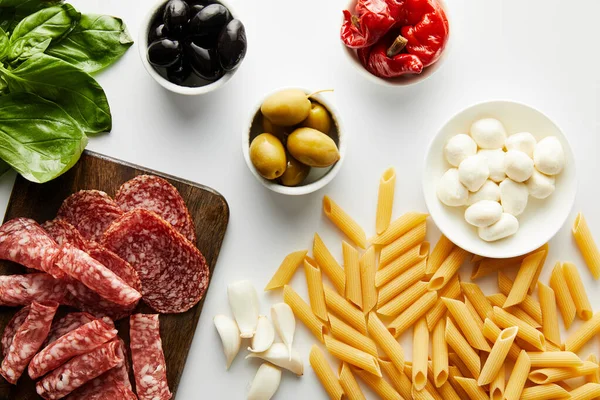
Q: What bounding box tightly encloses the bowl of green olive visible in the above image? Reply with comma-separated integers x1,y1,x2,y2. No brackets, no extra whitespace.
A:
243,88,345,195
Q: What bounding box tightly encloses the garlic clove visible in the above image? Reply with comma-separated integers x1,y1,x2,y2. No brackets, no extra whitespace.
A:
246,343,304,376
248,315,275,353
228,280,260,338
247,363,282,400
270,303,295,360
213,315,241,369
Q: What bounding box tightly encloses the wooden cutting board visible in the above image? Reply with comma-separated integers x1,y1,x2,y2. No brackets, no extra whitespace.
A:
0,150,230,399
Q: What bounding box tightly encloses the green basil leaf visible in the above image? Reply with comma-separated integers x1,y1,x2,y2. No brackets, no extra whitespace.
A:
0,1,63,34
8,3,79,62
0,0,61,9
46,13,133,73
0,53,111,134
0,27,8,60
0,92,87,183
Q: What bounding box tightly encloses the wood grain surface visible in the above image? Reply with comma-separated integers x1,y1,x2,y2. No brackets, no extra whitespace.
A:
0,150,229,399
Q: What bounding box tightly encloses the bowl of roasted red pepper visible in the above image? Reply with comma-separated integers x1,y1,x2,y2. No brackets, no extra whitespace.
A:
341,0,450,85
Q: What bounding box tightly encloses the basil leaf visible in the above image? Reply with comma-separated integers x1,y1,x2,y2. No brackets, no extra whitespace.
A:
0,27,8,60
8,4,79,62
0,53,111,134
0,92,87,183
0,1,63,34
46,13,133,73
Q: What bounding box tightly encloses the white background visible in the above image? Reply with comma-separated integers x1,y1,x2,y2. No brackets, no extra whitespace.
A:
1,0,599,398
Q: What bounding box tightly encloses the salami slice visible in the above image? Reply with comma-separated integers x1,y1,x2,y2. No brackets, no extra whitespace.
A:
115,175,196,243
87,242,141,292
64,285,137,321
130,314,172,400
56,244,141,307
66,379,137,400
0,301,58,384
0,218,62,278
36,340,123,399
29,319,118,379
102,210,209,313
112,336,133,390
0,273,67,306
57,190,123,242
42,219,87,250
45,312,100,345
1,306,29,358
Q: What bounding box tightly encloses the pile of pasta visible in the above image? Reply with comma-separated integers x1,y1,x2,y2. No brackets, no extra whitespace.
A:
264,167,600,400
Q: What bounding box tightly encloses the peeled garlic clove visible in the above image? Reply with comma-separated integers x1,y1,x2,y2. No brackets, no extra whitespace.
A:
247,363,282,400
213,315,241,369
228,280,259,338
271,303,295,359
246,343,304,376
248,315,275,353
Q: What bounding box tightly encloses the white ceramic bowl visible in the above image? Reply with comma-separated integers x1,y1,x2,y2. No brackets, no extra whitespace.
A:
423,100,577,258
243,88,346,195
340,0,451,87
138,0,239,95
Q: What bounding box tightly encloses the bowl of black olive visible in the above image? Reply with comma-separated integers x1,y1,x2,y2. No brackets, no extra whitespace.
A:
139,0,247,95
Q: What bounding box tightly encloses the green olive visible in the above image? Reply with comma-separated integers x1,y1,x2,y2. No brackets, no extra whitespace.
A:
260,89,311,126
287,127,340,168
249,133,287,180
279,156,310,186
261,115,289,144
301,102,332,134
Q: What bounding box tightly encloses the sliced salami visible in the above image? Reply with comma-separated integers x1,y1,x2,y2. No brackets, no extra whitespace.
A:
112,336,133,390
0,273,67,306
102,210,209,313
55,244,141,307
87,242,141,292
64,285,137,321
57,190,123,242
45,312,100,345
0,218,62,278
1,306,29,358
130,314,172,400
66,377,137,400
42,219,87,250
36,340,123,399
115,175,196,243
29,319,118,379
0,301,58,384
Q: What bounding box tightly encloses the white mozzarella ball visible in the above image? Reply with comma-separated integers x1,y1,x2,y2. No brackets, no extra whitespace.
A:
465,200,503,228
437,168,469,207
467,180,500,205
504,150,534,182
458,154,490,192
478,213,519,242
499,179,529,216
444,134,478,167
533,137,565,175
505,132,536,158
470,118,507,149
526,169,556,199
478,149,506,182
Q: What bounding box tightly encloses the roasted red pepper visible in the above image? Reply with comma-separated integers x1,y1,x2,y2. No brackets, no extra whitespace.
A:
341,0,396,49
358,32,423,78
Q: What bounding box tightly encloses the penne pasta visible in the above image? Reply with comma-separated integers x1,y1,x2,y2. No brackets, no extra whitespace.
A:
388,291,438,338
586,354,600,384
446,366,469,399
323,284,367,335
283,285,327,342
528,361,597,384
520,383,570,400
377,281,428,318
422,378,444,400
527,244,549,294
432,318,448,388
444,318,480,379
371,212,429,246
562,262,593,320
454,377,488,400
487,293,541,329
323,335,381,377
538,282,561,346
491,306,545,351
412,318,429,391
490,364,505,400
376,242,429,287
549,262,577,329
304,258,328,322
379,358,412,400
470,254,484,263
428,246,468,291
377,258,426,308
460,282,492,321
564,311,600,353
411,387,436,400
497,271,542,324
463,298,484,330
342,241,362,309
425,275,461,331
470,256,523,280
328,313,377,357
478,326,518,385
545,341,561,352
572,212,600,280
360,246,377,314
323,196,367,249
504,250,545,308
568,382,600,400
376,167,396,235
314,233,346,295
504,350,531,400
427,362,459,400
352,367,402,400
379,222,427,268
264,250,308,291
447,353,471,379
426,235,454,276
338,362,366,400
482,318,522,362
309,345,345,400
368,312,405,374
441,297,490,351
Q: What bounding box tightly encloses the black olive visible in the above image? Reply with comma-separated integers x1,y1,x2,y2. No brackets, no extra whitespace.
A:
184,41,223,81
190,4,204,15
167,56,192,85
188,4,231,42
217,19,246,71
148,39,181,67
163,0,190,37
148,23,167,43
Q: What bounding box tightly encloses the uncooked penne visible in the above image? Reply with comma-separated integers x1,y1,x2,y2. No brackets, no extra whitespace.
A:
378,258,426,308
504,350,530,400
323,335,381,377
328,313,377,357
360,246,377,314
426,235,454,276
460,282,492,321
482,318,521,362
487,293,540,329
528,361,597,384
379,222,427,268
304,258,328,322
447,353,471,380
538,282,560,346
428,246,469,291
368,312,405,374
309,345,344,400
427,362,459,400
497,271,542,324
379,358,412,400
412,318,429,391
564,311,600,353
572,212,600,280
478,326,518,385
454,377,487,400
371,212,429,246
442,297,490,351
264,250,308,291
549,261,577,329
528,243,549,294
490,364,505,400
444,318,480,379
323,284,367,335
447,366,469,398
491,306,545,351
388,291,438,338
323,196,367,249
377,281,428,318
563,262,593,320
314,234,346,295
463,298,484,329
520,384,570,400
432,318,448,388
283,285,327,342
338,362,366,400
504,250,545,308
342,241,362,309
586,354,600,384
376,167,396,235
426,275,461,331
353,367,401,400
470,255,523,280
376,242,429,287
569,382,600,400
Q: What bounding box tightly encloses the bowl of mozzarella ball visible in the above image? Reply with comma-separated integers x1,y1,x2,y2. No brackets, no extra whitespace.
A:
423,100,576,258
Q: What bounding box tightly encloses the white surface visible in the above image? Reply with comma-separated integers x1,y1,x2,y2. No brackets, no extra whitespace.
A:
423,100,577,258
0,0,599,398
